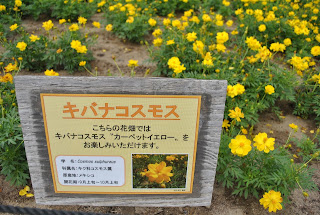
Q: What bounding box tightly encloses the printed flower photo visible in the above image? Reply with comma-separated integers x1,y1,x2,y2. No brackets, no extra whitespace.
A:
132,154,188,189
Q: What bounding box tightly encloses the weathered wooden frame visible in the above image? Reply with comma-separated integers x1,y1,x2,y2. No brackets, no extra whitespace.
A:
15,76,227,207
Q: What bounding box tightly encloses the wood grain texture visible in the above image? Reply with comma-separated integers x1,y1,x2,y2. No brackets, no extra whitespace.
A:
14,76,227,207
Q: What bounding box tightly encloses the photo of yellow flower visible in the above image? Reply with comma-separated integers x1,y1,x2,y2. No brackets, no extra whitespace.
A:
132,154,188,189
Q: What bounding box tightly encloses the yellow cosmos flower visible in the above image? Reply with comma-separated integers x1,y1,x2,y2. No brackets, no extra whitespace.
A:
0,73,13,84
168,57,181,69
270,42,286,52
202,52,213,67
228,107,244,122
227,84,245,98
258,24,266,32
56,48,63,54
92,21,101,28
235,8,243,15
216,31,229,44
216,44,226,53
29,34,40,42
105,24,112,31
16,42,27,51
231,30,238,35
26,193,34,197
109,6,115,11
10,23,18,31
44,69,59,76
126,16,134,23
5,63,18,73
245,36,261,51
193,40,204,55
69,23,79,31
202,14,211,22
152,29,162,38
163,18,171,26
153,38,163,47
311,46,320,56
0,5,6,11
166,155,175,161
283,38,292,46
167,57,186,74
128,59,138,68
215,20,224,26
78,16,87,25
97,0,106,7
173,64,186,74
253,133,275,153
226,20,233,26
19,185,34,197
186,32,197,42
189,16,200,24
289,123,298,132
59,19,66,24
79,61,86,67
70,40,87,54
15,0,22,7
24,185,30,192
172,20,181,28
229,135,252,157
19,189,27,196
148,18,157,27
142,161,173,184
259,190,283,213
265,85,275,95
43,20,54,31
289,56,309,72
166,40,175,45
222,119,230,129
241,128,248,134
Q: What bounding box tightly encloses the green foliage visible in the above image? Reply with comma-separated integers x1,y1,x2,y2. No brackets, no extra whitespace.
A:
148,0,177,16
233,0,320,60
175,0,201,13
0,82,29,186
293,70,320,124
202,0,234,17
149,11,296,128
1,25,94,73
291,135,319,162
22,0,99,21
51,0,98,21
217,131,318,202
103,0,156,42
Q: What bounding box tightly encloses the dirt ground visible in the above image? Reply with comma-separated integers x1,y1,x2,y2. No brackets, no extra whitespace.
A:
1,14,319,215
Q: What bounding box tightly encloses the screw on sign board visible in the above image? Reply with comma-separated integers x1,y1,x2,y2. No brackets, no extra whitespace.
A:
15,76,227,207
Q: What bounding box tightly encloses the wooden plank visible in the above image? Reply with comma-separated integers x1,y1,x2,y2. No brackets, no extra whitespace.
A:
15,76,227,207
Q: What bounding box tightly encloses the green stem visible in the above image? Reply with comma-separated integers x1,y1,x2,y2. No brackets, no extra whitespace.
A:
298,156,315,172
284,131,293,147
130,67,135,77
84,66,96,77
295,177,304,192
14,141,24,152
113,59,123,76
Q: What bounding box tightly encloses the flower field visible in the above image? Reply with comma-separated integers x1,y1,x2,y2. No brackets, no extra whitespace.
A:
0,0,320,214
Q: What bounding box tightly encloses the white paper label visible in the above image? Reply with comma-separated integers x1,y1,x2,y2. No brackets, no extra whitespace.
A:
55,156,125,186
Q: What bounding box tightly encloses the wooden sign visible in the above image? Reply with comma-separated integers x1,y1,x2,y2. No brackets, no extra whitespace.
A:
15,76,227,207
